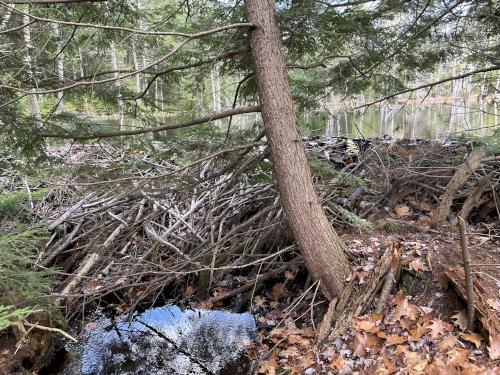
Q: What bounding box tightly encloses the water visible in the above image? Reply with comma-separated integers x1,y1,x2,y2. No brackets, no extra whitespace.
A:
91,102,499,140
62,306,256,375
303,103,499,140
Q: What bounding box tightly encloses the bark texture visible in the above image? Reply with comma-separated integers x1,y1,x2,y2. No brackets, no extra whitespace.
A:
432,146,485,227
245,0,350,299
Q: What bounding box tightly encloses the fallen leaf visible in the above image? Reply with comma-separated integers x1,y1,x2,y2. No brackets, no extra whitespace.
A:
279,346,300,359
486,298,500,311
287,334,310,348
446,347,468,366
487,334,500,360
394,293,419,321
408,325,427,342
403,351,428,373
270,283,289,300
385,335,407,346
354,318,380,333
451,310,468,331
395,203,410,217
426,319,453,339
303,350,315,368
461,332,483,348
350,332,383,356
329,354,347,371
437,335,459,352
408,258,429,273
382,357,398,374
259,350,277,375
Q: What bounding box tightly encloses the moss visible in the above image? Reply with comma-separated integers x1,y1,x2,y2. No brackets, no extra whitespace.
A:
327,202,374,231
307,154,367,189
0,188,51,216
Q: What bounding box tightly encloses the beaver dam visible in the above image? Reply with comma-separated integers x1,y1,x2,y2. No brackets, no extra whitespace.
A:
1,136,499,374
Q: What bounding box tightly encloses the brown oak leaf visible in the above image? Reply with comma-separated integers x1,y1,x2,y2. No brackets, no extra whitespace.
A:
437,335,459,353
270,283,289,300
451,310,468,331
385,334,407,346
408,258,429,273
259,350,277,375
394,293,419,321
426,319,453,339
408,325,428,342
350,332,383,356
487,334,500,360
446,347,469,366
461,332,483,348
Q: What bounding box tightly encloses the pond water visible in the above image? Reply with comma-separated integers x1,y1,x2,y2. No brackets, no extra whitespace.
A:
91,102,499,140
61,306,256,375
301,103,499,140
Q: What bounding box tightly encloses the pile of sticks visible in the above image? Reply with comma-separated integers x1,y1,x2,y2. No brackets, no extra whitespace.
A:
3,137,497,320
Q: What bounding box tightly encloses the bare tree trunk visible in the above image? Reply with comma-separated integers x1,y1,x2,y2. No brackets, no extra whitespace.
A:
77,48,89,115
110,41,125,130
52,23,64,113
211,62,222,127
22,11,41,123
132,39,142,96
0,6,13,31
245,0,350,299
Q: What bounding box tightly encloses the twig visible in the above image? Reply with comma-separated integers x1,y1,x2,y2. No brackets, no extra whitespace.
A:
22,321,78,343
48,193,94,231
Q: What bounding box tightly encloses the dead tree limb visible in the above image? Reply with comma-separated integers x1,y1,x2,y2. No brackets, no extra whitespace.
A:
457,216,475,330
375,250,401,314
432,147,485,228
459,173,492,220
327,242,401,339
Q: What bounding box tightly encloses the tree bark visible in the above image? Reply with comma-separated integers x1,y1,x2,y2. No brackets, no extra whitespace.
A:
432,146,485,228
52,22,64,113
210,61,222,127
245,0,350,299
110,41,125,130
22,10,42,123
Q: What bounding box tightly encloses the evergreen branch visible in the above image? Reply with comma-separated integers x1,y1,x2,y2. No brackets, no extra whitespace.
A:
353,65,500,109
39,106,261,139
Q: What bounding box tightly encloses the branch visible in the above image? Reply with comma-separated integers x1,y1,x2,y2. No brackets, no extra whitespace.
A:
353,66,500,109
7,0,106,3
39,105,261,139
318,0,376,8
79,46,249,83
0,21,36,34
132,46,250,100
2,2,253,38
0,23,254,100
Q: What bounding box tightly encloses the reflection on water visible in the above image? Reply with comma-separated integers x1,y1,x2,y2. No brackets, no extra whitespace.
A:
63,306,256,375
308,102,498,139
93,102,498,140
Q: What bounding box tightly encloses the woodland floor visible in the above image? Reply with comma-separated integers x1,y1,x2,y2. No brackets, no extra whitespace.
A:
0,137,499,374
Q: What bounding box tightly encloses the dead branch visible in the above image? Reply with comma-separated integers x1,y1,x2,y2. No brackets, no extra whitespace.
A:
457,216,475,330
432,147,485,228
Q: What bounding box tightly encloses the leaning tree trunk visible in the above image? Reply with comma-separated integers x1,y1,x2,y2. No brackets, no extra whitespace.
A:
245,0,350,299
